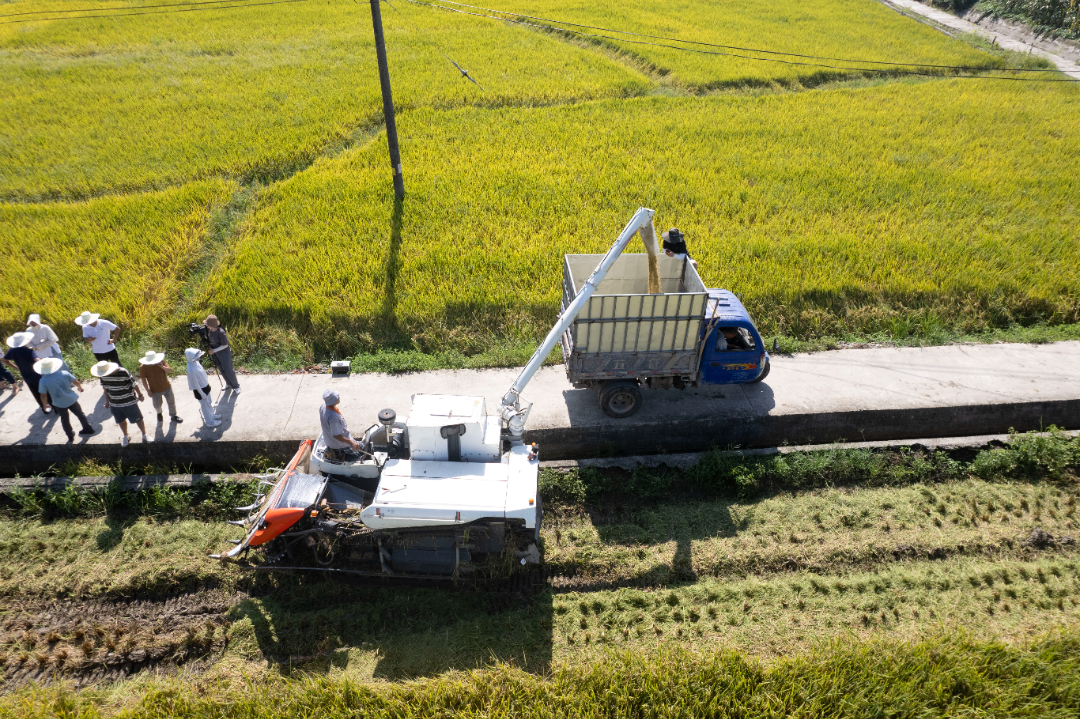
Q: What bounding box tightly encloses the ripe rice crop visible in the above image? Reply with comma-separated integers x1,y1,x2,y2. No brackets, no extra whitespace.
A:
1,181,233,340
0,0,1017,201
198,78,1080,356
477,0,1004,88
3,632,1079,717
0,0,648,200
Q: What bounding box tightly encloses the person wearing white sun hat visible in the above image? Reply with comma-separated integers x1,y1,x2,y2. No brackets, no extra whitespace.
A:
186,347,220,428
91,360,148,447
36,357,96,441
26,314,65,363
4,332,47,411
75,311,122,365
138,350,182,425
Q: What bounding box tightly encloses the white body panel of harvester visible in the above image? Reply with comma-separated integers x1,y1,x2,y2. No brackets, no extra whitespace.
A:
359,443,538,530
406,394,502,463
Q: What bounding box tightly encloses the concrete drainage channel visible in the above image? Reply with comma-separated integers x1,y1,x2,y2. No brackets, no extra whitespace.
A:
6,395,1080,477
4,432,1076,493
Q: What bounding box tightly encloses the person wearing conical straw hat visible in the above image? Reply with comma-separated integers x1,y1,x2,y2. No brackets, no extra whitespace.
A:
138,350,182,426
37,358,96,442
75,311,122,365
26,314,65,364
203,315,240,395
186,347,221,428
91,360,148,447
4,331,47,412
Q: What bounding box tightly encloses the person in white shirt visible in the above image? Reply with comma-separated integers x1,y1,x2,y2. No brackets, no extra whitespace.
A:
26,314,64,363
74,311,122,364
186,347,221,428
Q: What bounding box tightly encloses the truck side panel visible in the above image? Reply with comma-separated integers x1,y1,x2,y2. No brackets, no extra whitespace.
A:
561,254,708,383
566,351,699,380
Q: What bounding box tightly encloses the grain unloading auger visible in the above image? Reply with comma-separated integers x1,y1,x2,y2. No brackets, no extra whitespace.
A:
211,208,659,580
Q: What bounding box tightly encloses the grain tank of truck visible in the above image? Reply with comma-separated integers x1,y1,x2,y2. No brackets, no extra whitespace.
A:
561,233,770,417
210,208,662,580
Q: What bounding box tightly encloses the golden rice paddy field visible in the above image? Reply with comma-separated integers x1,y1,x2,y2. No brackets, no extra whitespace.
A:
0,0,1077,364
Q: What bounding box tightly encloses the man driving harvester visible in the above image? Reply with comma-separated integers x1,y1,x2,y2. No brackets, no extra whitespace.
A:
319,389,362,461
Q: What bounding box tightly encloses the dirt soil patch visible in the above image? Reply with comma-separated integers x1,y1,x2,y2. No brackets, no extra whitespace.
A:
0,590,239,690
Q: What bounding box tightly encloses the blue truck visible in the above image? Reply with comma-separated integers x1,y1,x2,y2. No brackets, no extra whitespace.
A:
561,252,770,417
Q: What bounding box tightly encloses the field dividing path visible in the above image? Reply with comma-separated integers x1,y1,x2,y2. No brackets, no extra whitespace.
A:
2,342,1079,473
882,0,1080,80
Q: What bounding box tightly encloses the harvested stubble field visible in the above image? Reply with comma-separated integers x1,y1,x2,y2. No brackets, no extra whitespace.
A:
1,0,1078,365
0,433,1078,714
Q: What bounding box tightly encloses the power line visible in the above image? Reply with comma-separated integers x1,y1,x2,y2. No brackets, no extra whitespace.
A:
0,0,269,20
430,0,1057,74
0,0,308,25
383,0,483,89
404,0,1069,81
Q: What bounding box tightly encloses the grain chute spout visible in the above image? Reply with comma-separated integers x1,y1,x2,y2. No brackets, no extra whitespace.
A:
638,219,662,294
499,207,657,441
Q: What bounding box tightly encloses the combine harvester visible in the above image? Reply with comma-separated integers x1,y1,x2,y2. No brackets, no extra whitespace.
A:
211,206,770,582
210,208,660,582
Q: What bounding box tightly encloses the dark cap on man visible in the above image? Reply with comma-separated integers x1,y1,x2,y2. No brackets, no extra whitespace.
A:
662,228,688,256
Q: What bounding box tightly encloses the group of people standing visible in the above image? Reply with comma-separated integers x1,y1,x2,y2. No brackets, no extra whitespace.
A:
2,312,241,445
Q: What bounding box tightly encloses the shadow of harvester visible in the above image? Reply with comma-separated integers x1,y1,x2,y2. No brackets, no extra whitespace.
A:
229,573,554,680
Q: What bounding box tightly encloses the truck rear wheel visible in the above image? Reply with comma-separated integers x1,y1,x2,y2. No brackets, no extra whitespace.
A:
749,358,770,384
599,381,642,418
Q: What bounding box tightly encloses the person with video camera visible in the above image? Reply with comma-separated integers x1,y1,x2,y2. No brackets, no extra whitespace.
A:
202,315,240,395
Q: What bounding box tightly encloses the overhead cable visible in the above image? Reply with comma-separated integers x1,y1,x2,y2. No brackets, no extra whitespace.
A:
0,0,273,20
404,0,1069,80
384,0,483,89
429,0,1056,74
0,0,308,25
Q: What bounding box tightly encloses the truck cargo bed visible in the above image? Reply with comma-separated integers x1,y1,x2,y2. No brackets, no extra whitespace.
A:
560,254,708,383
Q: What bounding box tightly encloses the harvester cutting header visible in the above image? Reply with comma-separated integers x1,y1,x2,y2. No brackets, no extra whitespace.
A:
212,207,770,580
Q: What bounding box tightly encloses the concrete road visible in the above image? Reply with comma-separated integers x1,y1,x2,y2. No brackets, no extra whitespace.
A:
881,0,1080,81
2,341,1079,472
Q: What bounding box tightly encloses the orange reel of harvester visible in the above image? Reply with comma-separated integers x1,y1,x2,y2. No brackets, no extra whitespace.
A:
249,507,306,546
248,440,312,547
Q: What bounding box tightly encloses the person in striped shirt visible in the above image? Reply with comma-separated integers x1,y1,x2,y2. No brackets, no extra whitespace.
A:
91,360,148,447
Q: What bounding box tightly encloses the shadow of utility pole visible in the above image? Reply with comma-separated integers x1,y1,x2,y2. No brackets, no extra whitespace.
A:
378,197,404,339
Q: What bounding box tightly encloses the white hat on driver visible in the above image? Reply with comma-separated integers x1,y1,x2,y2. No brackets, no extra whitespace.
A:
26,314,41,326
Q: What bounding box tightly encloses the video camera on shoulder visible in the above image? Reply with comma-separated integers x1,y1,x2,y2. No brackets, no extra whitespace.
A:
187,322,210,344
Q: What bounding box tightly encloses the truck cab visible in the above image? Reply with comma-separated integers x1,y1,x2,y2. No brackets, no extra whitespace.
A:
698,289,770,385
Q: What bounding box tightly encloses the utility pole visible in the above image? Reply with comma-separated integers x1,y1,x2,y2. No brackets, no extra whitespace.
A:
369,0,404,200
